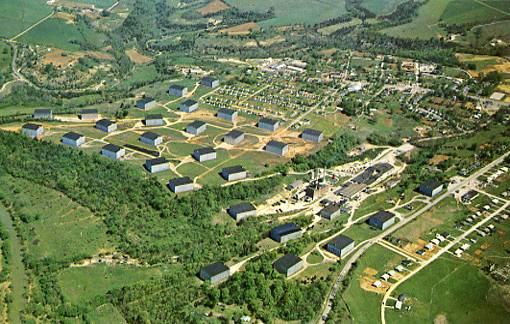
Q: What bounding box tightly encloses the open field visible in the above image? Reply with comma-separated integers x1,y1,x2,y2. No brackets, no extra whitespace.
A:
388,255,510,323
219,22,260,35
126,48,153,64
0,42,12,86
360,0,408,15
225,0,347,27
0,0,52,38
440,0,509,25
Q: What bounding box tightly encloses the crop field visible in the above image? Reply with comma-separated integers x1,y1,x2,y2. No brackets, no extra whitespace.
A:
197,0,230,16
388,255,510,323
440,0,509,25
225,0,347,27
360,0,408,15
0,0,52,38
57,0,117,8
20,17,106,51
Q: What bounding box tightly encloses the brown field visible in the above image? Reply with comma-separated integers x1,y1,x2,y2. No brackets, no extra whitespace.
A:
219,22,260,36
429,154,449,165
54,12,75,24
83,51,114,61
259,35,285,47
125,48,152,64
53,0,94,9
197,0,230,16
456,53,510,77
42,48,81,67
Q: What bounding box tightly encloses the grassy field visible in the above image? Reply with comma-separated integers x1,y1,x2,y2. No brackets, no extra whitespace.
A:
360,0,408,15
58,264,161,304
388,255,510,323
381,0,453,39
343,244,402,323
20,17,106,51
225,0,348,27
440,0,509,24
64,0,117,8
0,0,52,38
87,303,127,323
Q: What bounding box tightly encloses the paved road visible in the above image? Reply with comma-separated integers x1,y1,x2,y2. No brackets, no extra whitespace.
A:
317,150,510,323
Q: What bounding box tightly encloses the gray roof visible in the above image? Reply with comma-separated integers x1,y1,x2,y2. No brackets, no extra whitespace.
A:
229,202,256,214
266,140,288,150
274,254,302,270
102,143,122,153
194,147,216,155
168,176,193,187
137,97,155,105
96,119,114,127
259,117,279,126
22,123,42,131
225,130,244,138
62,132,83,141
80,109,98,114
302,128,323,137
328,235,354,250
141,132,161,140
33,108,52,115
321,204,341,215
201,262,229,276
222,165,246,175
202,76,218,83
271,223,300,237
369,210,395,223
145,157,168,167
145,114,163,120
188,120,206,129
181,99,198,107
218,108,236,116
421,179,442,190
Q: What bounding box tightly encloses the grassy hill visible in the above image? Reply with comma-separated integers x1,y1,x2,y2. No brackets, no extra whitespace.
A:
0,0,52,38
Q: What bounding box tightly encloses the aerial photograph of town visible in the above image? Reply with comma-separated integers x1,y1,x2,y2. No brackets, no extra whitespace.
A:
0,0,509,323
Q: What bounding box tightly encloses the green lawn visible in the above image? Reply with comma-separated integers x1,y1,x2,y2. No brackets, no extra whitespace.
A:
0,0,52,38
225,0,348,27
58,264,161,304
388,255,510,323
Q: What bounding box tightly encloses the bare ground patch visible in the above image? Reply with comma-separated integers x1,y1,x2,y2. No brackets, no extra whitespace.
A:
125,48,152,64
220,22,260,36
197,0,230,16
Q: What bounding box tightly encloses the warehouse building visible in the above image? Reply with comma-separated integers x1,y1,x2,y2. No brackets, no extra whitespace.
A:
168,177,194,193
201,76,220,88
217,108,238,122
96,119,117,133
136,97,157,110
32,108,53,120
199,262,230,284
419,179,443,197
224,130,245,145
301,128,324,143
273,254,304,277
270,223,302,243
101,143,125,160
186,121,207,135
320,204,342,220
368,210,396,230
21,123,44,139
180,99,199,113
258,117,279,131
228,202,256,222
168,84,188,97
221,165,247,181
326,235,355,258
265,140,289,156
192,147,217,162
144,114,164,126
61,132,85,147
80,109,99,120
144,157,170,173
140,132,163,146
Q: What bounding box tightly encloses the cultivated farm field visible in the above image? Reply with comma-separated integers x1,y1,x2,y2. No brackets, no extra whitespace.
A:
0,0,52,38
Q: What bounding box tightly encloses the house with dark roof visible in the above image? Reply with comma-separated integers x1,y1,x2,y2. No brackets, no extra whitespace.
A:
101,143,125,160
136,97,157,110
61,132,85,147
186,121,206,135
32,108,53,120
274,254,304,277
326,235,355,258
462,190,479,204
144,157,169,173
140,132,163,146
270,223,302,243
419,179,443,197
168,177,194,193
224,130,245,145
217,108,238,122
265,140,288,156
258,117,280,131
201,76,219,88
199,262,230,284
79,109,99,120
144,114,164,126
228,202,256,222
193,147,216,162
221,165,247,181
21,123,44,139
180,99,199,113
368,210,396,230
301,128,324,143
320,204,342,220
168,84,188,97
96,119,117,133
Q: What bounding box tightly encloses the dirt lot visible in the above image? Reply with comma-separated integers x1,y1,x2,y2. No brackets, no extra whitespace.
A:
429,154,449,165
219,22,260,36
54,12,75,24
125,48,152,64
360,267,389,294
42,48,81,67
197,0,230,16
